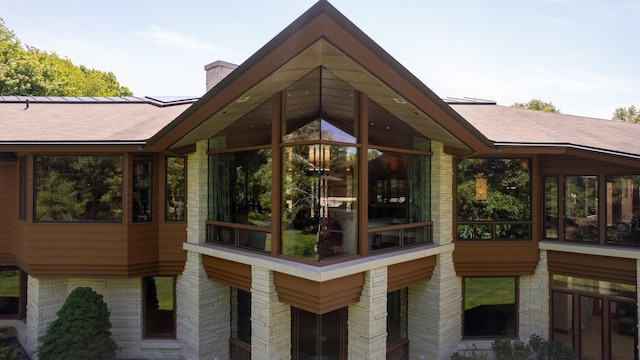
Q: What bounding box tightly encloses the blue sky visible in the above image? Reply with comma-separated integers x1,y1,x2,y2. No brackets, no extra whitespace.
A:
1,0,639,119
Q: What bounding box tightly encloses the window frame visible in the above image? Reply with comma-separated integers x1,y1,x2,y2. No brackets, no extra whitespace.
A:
462,276,518,339
455,158,533,242
33,154,124,223
142,276,176,339
165,156,186,222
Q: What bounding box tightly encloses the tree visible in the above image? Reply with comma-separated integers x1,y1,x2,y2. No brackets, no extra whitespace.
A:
512,99,559,113
612,105,640,123
0,18,132,96
37,287,117,360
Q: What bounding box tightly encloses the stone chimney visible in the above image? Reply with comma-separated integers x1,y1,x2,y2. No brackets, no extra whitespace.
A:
204,60,238,92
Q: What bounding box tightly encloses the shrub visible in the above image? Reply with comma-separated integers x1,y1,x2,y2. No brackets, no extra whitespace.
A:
37,287,117,360
528,334,576,360
452,335,575,360
0,345,19,360
492,338,531,360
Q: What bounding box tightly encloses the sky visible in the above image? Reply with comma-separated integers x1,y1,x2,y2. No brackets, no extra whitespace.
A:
1,0,639,120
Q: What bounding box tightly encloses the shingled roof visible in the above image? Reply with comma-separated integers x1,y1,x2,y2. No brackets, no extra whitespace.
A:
450,103,640,159
0,96,196,145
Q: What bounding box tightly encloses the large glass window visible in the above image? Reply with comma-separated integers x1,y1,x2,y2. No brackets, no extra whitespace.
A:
133,156,152,222
35,155,123,222
544,176,559,239
564,176,598,242
19,156,27,221
457,159,531,240
230,288,251,360
165,156,185,221
292,307,347,360
281,67,358,261
208,149,271,252
143,276,176,338
282,144,358,260
606,175,640,246
206,66,433,261
551,275,636,360
0,266,24,319
463,277,517,338
387,288,408,359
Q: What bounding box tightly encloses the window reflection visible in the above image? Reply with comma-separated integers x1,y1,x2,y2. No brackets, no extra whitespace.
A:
282,145,358,260
606,175,640,246
564,176,598,242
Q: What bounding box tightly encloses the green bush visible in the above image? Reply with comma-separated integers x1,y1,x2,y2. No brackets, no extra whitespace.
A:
0,345,20,360
37,287,117,360
452,335,575,360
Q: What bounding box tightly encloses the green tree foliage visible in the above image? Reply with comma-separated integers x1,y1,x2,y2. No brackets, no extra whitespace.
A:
0,18,132,96
512,99,560,113
37,287,117,360
612,105,640,123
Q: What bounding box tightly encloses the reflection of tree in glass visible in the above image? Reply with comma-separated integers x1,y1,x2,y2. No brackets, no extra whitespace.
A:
457,159,531,221
35,156,122,221
165,157,185,220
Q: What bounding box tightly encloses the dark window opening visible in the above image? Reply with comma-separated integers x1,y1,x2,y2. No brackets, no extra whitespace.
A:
143,276,175,338
463,277,517,338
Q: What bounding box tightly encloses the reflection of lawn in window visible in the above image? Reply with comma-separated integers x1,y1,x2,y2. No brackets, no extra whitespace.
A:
0,270,19,297
283,229,318,260
154,277,174,311
465,277,515,310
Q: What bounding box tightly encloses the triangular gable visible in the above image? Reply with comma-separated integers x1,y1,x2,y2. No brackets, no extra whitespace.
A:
147,0,493,155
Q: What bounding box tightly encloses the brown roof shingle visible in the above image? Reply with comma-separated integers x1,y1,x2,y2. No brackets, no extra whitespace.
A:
450,104,640,158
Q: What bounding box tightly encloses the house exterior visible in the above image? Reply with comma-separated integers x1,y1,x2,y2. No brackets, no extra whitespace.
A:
1,1,639,359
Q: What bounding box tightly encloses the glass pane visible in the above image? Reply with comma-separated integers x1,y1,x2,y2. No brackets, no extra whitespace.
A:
544,176,559,239
368,99,430,151
282,145,358,260
231,289,251,344
368,150,430,226
296,308,344,359
606,175,640,246
387,289,407,345
457,158,531,221
144,276,175,338
564,175,598,242
165,156,185,221
208,149,272,227
133,156,152,222
0,267,19,317
464,277,516,337
495,223,531,240
457,223,493,241
610,300,635,360
238,228,270,252
35,155,123,222
580,296,602,360
552,292,573,351
370,229,400,251
284,67,356,144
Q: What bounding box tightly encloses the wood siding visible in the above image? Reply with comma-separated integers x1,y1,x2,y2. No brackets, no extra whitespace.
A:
0,162,17,265
453,242,540,276
548,251,636,285
202,256,251,291
388,257,436,292
274,272,364,314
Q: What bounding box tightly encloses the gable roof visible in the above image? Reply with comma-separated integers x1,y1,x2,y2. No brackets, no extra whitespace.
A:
0,96,196,146
146,0,494,155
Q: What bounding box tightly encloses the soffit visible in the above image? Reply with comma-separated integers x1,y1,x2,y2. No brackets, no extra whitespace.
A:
170,39,470,151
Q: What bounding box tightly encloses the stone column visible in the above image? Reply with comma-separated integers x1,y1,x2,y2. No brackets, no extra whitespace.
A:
408,142,461,360
348,267,388,360
177,252,230,360
177,139,231,359
251,267,290,359
519,249,549,341
24,277,68,360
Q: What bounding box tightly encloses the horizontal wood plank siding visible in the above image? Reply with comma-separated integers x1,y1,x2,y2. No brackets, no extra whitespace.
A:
158,222,187,274
0,162,16,265
547,251,636,285
274,272,363,314
453,242,539,276
202,256,251,291
387,257,436,292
